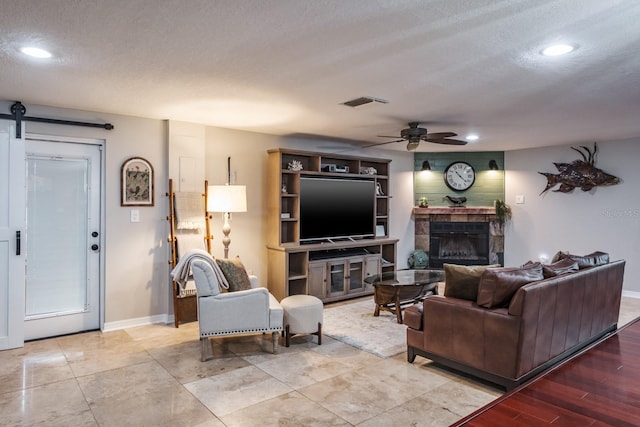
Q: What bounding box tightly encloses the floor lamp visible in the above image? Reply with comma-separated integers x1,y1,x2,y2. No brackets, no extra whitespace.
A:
207,184,247,259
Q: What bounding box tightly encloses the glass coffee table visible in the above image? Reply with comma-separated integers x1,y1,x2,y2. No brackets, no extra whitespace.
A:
365,269,445,324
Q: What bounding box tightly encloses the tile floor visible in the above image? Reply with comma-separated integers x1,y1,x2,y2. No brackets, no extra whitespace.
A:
2,296,640,427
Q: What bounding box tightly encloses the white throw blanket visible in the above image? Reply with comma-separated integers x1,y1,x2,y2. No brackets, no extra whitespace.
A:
174,192,206,231
170,249,229,291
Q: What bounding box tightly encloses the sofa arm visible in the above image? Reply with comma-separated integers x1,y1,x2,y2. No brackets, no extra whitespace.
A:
404,304,423,330
198,287,272,335
421,296,521,379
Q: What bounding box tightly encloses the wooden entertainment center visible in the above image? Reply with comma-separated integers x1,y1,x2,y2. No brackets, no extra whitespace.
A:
267,149,397,303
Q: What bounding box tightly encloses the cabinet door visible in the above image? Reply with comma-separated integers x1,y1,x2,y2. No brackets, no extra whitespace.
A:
364,255,381,291
327,260,346,297
347,257,365,293
308,261,326,299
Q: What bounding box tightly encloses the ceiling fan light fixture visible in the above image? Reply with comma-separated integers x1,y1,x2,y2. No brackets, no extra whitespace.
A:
406,140,420,151
541,44,576,56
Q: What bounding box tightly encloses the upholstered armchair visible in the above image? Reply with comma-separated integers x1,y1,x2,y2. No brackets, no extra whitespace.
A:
190,258,283,361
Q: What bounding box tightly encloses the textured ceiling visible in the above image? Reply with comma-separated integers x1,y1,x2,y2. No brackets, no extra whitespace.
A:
1,0,639,152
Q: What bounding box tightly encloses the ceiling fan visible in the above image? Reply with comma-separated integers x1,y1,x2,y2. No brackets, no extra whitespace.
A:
373,122,468,150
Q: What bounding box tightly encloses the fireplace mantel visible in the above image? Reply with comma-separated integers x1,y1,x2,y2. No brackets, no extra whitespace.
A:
414,206,496,216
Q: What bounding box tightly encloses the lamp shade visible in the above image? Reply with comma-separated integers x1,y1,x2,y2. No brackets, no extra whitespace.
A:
207,185,247,213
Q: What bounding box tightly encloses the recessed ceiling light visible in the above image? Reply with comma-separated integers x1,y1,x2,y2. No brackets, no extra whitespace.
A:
20,46,52,58
465,134,479,141
541,44,576,56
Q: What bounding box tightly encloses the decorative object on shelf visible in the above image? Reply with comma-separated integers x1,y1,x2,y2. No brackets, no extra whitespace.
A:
281,183,287,193
418,197,429,207
443,195,467,206
376,182,384,196
208,157,247,259
444,161,476,191
408,250,429,269
375,224,386,237
360,166,377,175
539,142,620,194
121,156,154,206
287,159,303,171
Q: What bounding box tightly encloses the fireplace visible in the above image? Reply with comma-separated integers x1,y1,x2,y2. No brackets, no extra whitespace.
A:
429,222,489,268
413,206,503,269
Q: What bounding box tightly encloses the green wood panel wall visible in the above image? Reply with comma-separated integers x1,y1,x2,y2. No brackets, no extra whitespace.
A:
414,152,505,207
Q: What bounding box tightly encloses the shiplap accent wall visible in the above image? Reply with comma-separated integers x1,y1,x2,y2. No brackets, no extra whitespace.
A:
414,152,505,207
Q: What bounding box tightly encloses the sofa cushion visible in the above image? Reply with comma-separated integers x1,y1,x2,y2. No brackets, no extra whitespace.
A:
542,258,579,277
552,250,609,269
216,256,252,292
444,263,501,301
477,263,544,308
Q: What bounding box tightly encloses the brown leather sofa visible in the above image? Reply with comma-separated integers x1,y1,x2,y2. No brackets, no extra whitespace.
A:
405,259,625,390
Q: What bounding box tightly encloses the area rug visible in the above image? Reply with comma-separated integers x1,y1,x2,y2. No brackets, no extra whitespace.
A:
322,299,407,358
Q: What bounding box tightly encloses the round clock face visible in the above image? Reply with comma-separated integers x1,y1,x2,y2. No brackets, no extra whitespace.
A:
444,161,476,191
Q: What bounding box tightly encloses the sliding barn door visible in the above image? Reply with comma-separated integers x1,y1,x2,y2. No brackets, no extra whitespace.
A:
0,119,26,350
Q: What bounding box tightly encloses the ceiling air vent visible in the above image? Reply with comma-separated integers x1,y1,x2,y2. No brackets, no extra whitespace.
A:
342,96,389,108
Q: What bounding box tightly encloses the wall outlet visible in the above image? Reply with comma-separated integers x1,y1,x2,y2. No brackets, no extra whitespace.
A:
130,209,140,222
515,195,525,204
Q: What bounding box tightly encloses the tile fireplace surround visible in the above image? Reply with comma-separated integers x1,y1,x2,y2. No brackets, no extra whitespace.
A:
413,207,504,266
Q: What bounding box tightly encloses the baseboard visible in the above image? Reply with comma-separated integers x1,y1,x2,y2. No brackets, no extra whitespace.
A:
622,290,640,299
103,314,171,332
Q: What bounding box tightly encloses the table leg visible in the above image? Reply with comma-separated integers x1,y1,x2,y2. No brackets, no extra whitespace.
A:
395,293,403,324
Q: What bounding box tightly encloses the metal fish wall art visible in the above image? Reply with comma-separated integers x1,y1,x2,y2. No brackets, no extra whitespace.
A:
539,142,620,194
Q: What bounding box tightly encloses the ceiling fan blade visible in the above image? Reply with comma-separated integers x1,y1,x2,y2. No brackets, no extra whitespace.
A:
362,139,404,148
427,138,468,146
378,135,403,139
423,132,457,140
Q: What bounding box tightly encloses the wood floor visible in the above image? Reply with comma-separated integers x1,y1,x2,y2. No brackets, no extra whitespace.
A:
453,316,640,426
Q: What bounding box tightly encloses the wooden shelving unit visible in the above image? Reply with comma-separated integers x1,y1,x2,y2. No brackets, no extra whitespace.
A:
267,148,397,303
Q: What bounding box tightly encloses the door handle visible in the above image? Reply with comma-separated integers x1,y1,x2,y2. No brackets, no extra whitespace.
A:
16,231,21,255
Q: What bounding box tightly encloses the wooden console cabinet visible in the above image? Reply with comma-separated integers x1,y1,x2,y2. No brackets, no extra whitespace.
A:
267,149,397,303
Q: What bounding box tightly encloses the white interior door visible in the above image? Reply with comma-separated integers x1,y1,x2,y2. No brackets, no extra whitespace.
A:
24,138,102,340
0,120,26,350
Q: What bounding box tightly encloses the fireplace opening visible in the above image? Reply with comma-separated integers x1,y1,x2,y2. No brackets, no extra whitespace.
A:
429,222,489,268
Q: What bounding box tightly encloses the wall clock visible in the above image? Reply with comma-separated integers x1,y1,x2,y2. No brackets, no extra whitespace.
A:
444,161,475,191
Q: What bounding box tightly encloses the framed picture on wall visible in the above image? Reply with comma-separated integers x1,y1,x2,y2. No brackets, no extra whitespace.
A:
121,157,154,206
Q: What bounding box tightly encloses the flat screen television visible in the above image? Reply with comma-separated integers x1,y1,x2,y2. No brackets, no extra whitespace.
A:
299,177,375,243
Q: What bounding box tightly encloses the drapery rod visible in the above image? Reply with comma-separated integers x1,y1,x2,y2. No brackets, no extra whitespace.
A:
0,101,114,139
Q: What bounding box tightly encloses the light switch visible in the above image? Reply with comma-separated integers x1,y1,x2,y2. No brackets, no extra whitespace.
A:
130,209,140,223
515,195,525,204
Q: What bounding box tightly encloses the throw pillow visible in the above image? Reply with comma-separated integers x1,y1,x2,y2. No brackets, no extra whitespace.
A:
444,263,500,301
477,262,544,308
542,258,579,278
555,250,610,269
216,256,252,292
